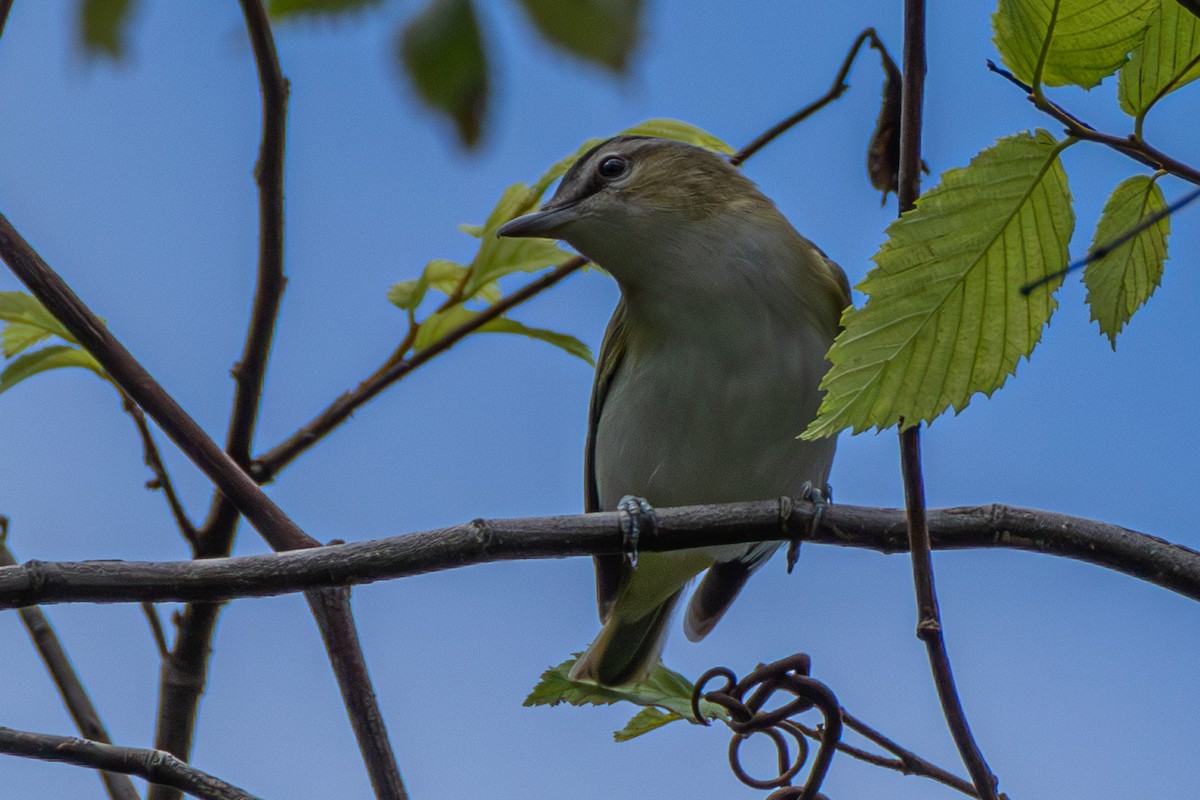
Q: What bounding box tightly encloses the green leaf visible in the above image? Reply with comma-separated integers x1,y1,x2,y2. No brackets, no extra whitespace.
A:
1118,0,1200,118
805,131,1074,438
0,292,78,344
524,654,727,735
515,0,642,72
79,0,135,60
992,0,1155,89
1,322,52,359
269,0,383,17
1084,175,1169,347
478,317,593,365
411,306,592,364
0,345,107,396
613,707,684,742
398,0,488,147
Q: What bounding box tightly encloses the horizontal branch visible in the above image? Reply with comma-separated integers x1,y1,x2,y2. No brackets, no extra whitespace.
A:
0,501,1195,609
0,726,262,800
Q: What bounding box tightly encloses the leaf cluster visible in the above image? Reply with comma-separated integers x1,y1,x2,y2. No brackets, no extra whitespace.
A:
0,293,106,396
806,0,1197,438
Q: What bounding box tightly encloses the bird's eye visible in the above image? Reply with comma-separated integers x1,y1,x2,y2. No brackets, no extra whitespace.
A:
598,156,628,179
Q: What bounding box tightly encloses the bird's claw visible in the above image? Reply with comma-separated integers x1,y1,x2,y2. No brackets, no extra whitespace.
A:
617,495,656,569
786,482,833,574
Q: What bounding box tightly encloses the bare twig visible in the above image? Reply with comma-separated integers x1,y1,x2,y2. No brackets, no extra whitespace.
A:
1,501,1196,608
122,394,199,547
897,3,1000,798
252,255,586,481
141,601,171,659
0,726,261,800
732,28,888,166
1,535,142,800
790,709,977,797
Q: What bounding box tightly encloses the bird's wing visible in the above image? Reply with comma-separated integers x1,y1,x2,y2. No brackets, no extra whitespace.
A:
586,298,630,622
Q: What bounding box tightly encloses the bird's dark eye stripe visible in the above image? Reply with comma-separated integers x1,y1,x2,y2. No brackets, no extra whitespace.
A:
598,156,627,178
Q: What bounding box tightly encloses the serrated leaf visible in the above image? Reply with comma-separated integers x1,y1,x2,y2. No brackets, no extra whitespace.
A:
805,130,1074,438
269,0,383,17
0,345,107,396
478,317,593,365
516,0,642,72
1084,175,1168,347
524,654,727,731
1,322,52,358
613,707,684,742
79,0,135,60
0,292,78,344
398,0,488,147
992,0,1155,89
1118,0,1200,118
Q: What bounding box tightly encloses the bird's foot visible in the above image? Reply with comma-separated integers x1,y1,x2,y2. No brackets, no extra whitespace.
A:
786,482,833,574
617,495,656,569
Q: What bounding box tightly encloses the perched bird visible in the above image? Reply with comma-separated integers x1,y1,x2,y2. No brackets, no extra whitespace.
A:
499,136,850,686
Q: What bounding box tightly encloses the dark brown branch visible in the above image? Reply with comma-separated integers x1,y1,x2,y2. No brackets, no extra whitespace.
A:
897,3,1000,798
141,601,171,659
790,709,976,797
1,501,1196,608
0,0,12,41
0,210,316,553
0,726,261,800
252,255,586,481
1,536,142,800
122,395,198,547
731,28,887,167
987,60,1200,186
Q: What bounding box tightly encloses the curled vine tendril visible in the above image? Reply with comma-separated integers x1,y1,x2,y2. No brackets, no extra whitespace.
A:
691,654,841,799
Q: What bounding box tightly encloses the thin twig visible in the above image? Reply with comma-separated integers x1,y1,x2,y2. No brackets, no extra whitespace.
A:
0,726,261,800
122,394,199,547
987,60,1200,186
1,535,142,800
898,3,1000,798
141,601,171,659
732,28,886,166
252,256,586,480
1,501,1196,608
790,709,977,797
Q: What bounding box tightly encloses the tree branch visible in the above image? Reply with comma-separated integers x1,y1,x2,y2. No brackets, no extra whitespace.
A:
252,256,586,482
898,3,1000,798
1,535,142,800
0,501,1195,608
0,726,261,800
122,394,198,547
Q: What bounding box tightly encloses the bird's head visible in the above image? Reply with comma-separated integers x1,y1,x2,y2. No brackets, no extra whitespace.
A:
498,136,778,277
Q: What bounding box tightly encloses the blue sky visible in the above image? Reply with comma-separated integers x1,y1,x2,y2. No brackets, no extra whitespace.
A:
1,2,1197,798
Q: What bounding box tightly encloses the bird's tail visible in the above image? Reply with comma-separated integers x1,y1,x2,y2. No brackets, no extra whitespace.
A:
569,589,684,686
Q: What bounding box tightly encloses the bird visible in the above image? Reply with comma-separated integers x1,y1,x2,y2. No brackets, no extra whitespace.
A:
499,135,850,686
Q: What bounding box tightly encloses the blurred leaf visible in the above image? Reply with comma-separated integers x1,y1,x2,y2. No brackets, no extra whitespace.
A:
992,0,1155,89
269,0,383,17
79,0,135,60
524,654,727,735
399,0,488,147
478,317,593,365
1118,0,1200,118
1084,175,1169,347
613,707,684,742
515,0,642,72
0,292,78,344
458,222,486,238
805,130,1074,438
0,345,107,396
461,182,575,297
389,258,503,311
1,322,52,359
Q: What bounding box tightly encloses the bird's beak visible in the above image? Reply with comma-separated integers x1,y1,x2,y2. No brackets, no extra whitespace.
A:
497,203,579,239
